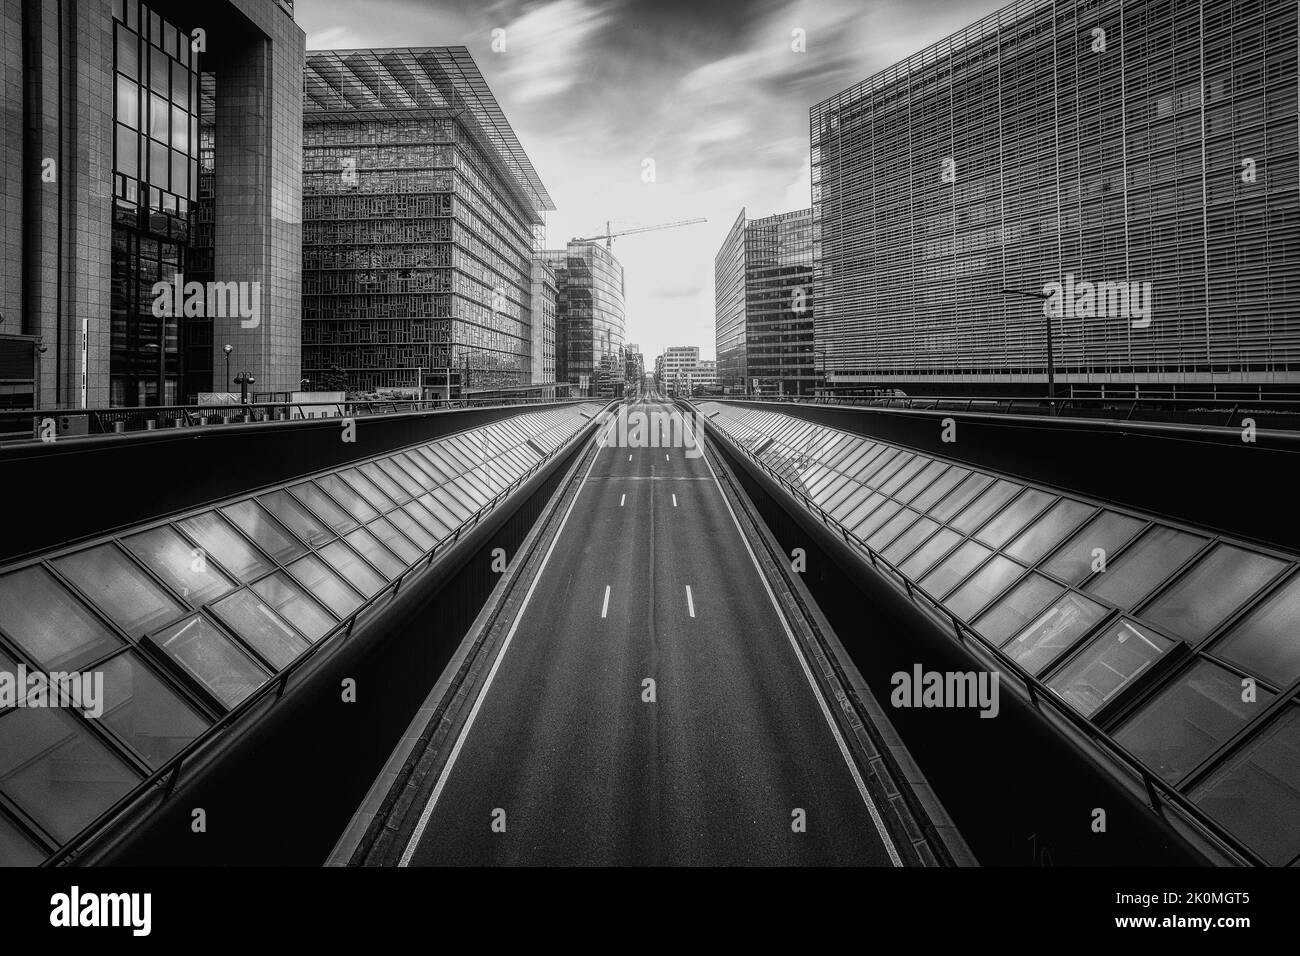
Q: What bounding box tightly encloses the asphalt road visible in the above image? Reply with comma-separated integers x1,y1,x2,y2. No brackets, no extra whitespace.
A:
400,399,900,865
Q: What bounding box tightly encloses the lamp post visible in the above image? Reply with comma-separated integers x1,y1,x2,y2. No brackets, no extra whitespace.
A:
234,370,255,405
223,344,233,393
1001,287,1056,404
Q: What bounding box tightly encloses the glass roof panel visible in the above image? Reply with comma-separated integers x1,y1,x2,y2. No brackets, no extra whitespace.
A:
99,650,211,767
289,480,360,535
286,555,364,619
894,459,949,504
1085,525,1208,611
0,566,124,670
257,489,335,548
149,614,270,709
951,479,1022,534
910,465,968,512
319,540,388,599
1046,618,1175,718
53,544,185,639
1141,543,1287,644
973,487,1055,548
344,527,405,579
899,527,963,579
945,555,1024,621
1040,510,1146,585
220,500,308,565
177,511,276,583
1115,659,1275,785
882,515,940,565
1004,498,1095,565
250,573,337,643
211,588,314,667
367,516,422,564
929,472,994,522
121,526,235,606
972,572,1064,647
316,473,381,523
0,810,45,866
920,540,994,600
1211,573,1300,687
1003,591,1109,672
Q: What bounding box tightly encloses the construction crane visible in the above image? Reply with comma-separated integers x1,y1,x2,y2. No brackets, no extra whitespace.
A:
572,217,707,249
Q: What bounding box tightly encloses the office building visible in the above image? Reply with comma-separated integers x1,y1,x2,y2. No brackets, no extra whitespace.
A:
543,240,625,395
530,257,557,385
714,207,815,396
810,0,1300,398
0,0,304,408
301,47,554,394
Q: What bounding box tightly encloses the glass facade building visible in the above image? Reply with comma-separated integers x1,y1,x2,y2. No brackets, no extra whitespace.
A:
529,257,558,385
703,401,1300,865
810,0,1300,398
543,241,626,395
301,48,554,394
714,207,815,395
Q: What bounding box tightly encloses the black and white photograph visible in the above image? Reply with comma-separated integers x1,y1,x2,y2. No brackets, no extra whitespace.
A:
0,0,1295,936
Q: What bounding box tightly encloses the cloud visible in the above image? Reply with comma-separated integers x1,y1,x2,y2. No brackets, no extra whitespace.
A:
492,0,616,103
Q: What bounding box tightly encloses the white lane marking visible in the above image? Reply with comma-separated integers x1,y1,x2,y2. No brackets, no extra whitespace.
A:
685,585,695,618
399,418,612,867
601,584,611,618
628,454,632,461
672,493,677,507
665,454,670,461
687,416,904,867
620,493,626,507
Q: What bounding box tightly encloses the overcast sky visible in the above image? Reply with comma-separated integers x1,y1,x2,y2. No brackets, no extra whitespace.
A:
298,0,1006,363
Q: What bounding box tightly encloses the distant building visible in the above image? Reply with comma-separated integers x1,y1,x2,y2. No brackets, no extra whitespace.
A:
1,0,305,407
811,0,1300,399
302,47,554,394
624,343,645,395
714,207,815,396
530,257,558,385
543,240,626,396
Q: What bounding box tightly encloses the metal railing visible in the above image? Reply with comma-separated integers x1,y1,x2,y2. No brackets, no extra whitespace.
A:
713,393,1300,430
1,396,585,444
702,414,1262,867
40,414,600,867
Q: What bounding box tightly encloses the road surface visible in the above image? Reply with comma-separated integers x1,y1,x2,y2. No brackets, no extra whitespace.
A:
400,399,900,865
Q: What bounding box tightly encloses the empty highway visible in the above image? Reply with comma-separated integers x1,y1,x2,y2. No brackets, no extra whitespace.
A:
398,399,900,865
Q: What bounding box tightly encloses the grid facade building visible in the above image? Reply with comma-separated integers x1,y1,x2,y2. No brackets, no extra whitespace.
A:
529,257,557,385
1,0,303,408
714,207,815,395
811,0,1300,397
302,48,554,394
543,240,625,394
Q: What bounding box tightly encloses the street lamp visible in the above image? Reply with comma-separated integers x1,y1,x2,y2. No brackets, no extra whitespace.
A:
234,370,255,405
1001,287,1056,403
223,344,233,393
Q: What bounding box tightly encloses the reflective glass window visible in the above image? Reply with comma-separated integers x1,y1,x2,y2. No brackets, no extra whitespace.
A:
257,490,334,547
1005,498,1095,565
316,474,379,523
854,499,901,539
341,468,394,511
1041,510,1146,585
359,462,409,503
1115,660,1275,784
122,526,234,605
1047,618,1174,718
1190,706,1300,866
289,481,359,535
867,509,921,551
951,480,1021,534
250,573,336,643
910,465,968,512
0,708,140,842
99,651,210,767
929,472,994,522
973,573,1063,647
974,488,1056,548
286,556,363,619
920,541,994,599
415,494,458,536
879,456,928,496
150,614,269,708
210,589,312,668
894,460,948,504
1211,574,1300,687
53,544,183,638
392,506,437,551
0,566,123,669
1085,526,1208,610
1004,591,1109,672
882,516,940,564
0,811,45,866
375,458,424,498
178,511,274,583
900,527,963,579
318,541,387,598
344,528,404,579
945,556,1024,621
1142,544,1286,644
221,500,307,564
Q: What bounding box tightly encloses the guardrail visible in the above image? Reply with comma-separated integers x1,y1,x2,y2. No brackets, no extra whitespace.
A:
713,393,1300,430
700,410,1261,867
1,396,585,444
41,412,602,867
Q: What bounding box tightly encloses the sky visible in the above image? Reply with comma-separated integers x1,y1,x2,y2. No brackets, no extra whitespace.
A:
297,0,1007,363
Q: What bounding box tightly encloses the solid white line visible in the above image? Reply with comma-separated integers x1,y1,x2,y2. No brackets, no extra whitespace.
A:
620,493,625,507
601,584,611,618
687,417,904,867
628,454,632,461
398,419,612,867
671,493,677,507
665,454,670,461
685,584,695,618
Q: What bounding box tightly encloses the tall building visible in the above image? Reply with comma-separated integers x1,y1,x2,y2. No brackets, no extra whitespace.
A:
543,240,625,395
301,47,554,394
714,207,815,396
0,0,305,408
623,343,644,395
659,345,700,395
530,256,558,385
811,0,1300,398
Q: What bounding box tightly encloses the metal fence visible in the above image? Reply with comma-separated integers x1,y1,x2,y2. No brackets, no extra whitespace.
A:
1,396,583,444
